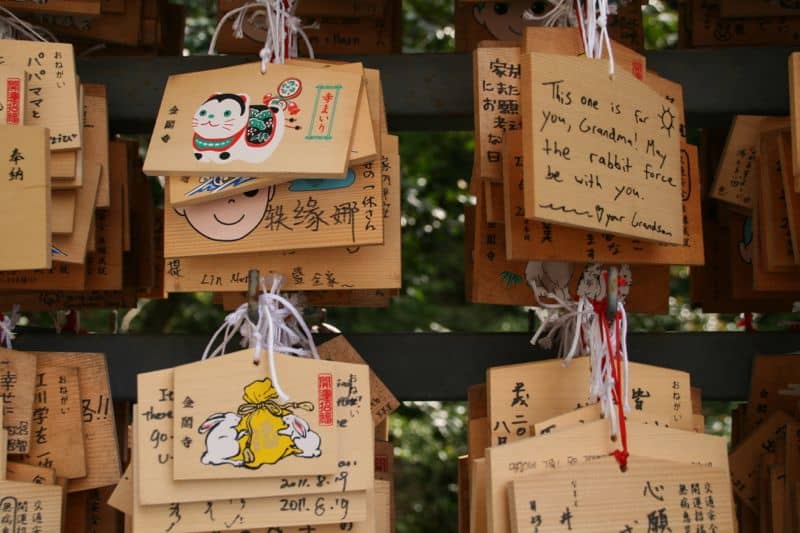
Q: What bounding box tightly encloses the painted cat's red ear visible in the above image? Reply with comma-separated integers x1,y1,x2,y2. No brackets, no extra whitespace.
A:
239,94,248,104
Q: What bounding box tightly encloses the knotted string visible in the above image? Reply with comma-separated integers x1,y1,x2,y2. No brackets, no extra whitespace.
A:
202,274,319,402
576,0,615,76
0,7,56,42
0,305,20,349
209,0,315,74
523,0,578,27
529,265,631,469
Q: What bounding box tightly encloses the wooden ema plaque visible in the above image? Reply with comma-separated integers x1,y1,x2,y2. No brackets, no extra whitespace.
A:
51,162,100,264
711,115,788,210
522,52,682,244
504,129,704,264
508,456,733,533
22,365,85,479
33,352,121,492
746,355,800,432
171,349,351,480
485,420,731,533
0,41,81,151
83,84,111,208
137,341,373,505
757,129,796,272
778,130,800,263
164,136,401,293
31,0,143,46
167,64,381,208
163,156,384,258
729,411,794,511
487,357,693,446
0,480,63,530
83,138,125,291
0,125,51,271
0,348,37,455
131,407,369,531
144,62,362,180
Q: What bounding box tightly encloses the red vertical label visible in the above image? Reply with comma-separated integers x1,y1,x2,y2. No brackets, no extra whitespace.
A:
318,373,333,426
6,78,20,125
632,61,644,81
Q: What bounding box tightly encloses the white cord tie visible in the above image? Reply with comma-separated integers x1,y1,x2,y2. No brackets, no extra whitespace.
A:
0,305,20,349
0,7,56,42
523,0,577,27
202,274,318,402
209,0,315,74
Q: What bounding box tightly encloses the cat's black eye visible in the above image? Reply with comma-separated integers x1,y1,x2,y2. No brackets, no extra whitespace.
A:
243,189,259,197
493,3,509,15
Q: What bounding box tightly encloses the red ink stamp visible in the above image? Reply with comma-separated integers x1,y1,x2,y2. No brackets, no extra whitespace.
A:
6,78,21,125
632,61,644,81
318,373,333,426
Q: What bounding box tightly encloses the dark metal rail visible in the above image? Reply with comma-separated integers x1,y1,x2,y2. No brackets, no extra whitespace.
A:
11,331,800,402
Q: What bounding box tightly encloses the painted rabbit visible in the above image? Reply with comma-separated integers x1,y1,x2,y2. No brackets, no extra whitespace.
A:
278,413,321,458
198,412,248,466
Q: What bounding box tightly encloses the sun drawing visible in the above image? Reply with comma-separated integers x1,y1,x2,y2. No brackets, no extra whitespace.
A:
658,105,676,138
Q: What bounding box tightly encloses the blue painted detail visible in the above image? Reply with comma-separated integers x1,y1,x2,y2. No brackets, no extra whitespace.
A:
52,246,67,257
289,169,356,192
186,176,256,197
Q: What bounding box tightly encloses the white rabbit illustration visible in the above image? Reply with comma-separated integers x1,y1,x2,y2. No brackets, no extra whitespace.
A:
198,412,248,466
278,413,321,458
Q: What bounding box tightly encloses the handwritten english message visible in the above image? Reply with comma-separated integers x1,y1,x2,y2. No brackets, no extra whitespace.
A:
525,53,682,244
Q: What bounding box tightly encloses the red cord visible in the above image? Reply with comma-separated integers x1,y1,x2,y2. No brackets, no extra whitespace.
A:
600,303,629,471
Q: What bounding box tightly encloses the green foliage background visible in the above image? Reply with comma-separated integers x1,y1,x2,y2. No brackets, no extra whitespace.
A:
17,2,774,531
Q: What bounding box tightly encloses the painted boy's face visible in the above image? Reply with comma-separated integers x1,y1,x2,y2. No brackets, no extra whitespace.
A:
473,1,553,41
175,188,269,242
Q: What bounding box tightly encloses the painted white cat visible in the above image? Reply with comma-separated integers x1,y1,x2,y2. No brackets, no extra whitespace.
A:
192,93,286,164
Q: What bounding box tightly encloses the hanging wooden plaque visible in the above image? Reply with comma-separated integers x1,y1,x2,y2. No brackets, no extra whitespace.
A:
84,141,126,291
164,136,400,292
488,357,693,446
523,52,682,243
171,350,355,480
712,115,787,209
508,456,733,533
0,41,81,151
31,0,143,46
131,407,369,531
163,156,384,258
757,129,796,272
83,84,111,209
778,130,800,263
51,162,100,264
0,348,37,455
504,129,704,264
745,355,800,432
6,461,56,485
473,44,521,183
486,420,730,533
752,191,800,291
33,352,120,492
729,410,794,510
144,62,363,180
22,365,85,479
0,480,63,530
0,125,51,271
138,345,372,504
